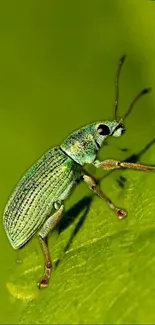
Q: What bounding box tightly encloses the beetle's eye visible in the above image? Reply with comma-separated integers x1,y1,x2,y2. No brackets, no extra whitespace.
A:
97,124,110,136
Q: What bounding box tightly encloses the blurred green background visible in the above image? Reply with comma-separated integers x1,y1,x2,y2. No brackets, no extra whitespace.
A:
1,0,155,324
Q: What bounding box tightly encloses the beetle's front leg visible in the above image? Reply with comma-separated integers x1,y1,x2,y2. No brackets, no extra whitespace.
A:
38,204,64,288
94,159,155,171
83,172,127,219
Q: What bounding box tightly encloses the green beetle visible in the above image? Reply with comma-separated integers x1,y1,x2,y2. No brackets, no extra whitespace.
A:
3,55,155,288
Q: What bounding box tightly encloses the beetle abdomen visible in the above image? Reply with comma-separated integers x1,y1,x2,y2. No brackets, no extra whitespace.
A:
3,147,81,249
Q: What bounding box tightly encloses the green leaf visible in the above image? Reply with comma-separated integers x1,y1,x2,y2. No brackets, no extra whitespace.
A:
4,145,155,324
1,0,155,324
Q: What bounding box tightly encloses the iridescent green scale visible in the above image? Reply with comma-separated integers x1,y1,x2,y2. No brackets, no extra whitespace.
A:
3,147,81,249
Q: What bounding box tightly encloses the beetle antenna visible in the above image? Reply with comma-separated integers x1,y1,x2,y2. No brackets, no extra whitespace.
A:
114,54,126,120
120,87,151,122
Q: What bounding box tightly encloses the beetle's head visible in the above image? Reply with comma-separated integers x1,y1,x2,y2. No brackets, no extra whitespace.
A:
61,55,151,166
93,120,125,147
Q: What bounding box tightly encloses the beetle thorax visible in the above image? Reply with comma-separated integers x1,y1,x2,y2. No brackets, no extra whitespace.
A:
60,126,98,166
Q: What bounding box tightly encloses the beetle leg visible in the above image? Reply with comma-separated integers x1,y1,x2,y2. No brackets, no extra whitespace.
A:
93,159,155,171
83,172,127,219
38,204,64,288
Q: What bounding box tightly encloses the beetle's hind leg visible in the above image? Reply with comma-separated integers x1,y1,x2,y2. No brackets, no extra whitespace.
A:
38,204,64,288
38,236,51,288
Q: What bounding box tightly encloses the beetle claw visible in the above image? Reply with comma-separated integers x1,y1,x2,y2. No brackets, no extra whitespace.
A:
38,279,48,289
117,208,127,220
38,265,51,288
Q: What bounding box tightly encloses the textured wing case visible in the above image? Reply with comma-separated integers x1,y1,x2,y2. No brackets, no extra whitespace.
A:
3,147,81,249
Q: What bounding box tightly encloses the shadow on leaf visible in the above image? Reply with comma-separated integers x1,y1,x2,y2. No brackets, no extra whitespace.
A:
55,195,93,267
